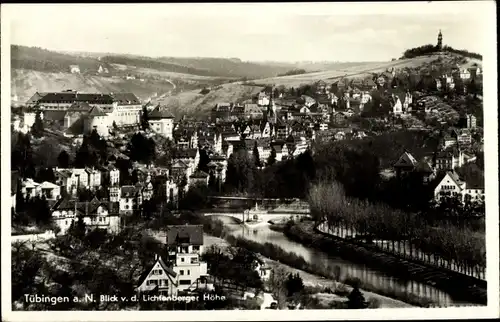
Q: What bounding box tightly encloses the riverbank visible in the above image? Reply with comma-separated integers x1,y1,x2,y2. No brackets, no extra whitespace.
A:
283,221,486,306
204,232,413,308
203,218,432,307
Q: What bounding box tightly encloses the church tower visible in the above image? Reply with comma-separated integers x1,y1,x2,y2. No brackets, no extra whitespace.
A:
267,88,277,124
437,30,443,50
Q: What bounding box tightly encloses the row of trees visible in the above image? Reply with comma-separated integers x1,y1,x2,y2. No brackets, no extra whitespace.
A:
308,181,486,279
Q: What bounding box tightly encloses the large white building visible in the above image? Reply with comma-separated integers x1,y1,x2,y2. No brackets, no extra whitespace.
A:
25,90,143,128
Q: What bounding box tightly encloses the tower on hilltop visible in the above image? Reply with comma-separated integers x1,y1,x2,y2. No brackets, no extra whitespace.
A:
437,30,443,51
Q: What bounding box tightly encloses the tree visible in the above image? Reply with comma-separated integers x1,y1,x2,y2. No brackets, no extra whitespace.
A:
198,148,210,173
36,167,56,183
74,136,93,168
267,147,277,166
140,105,150,131
347,286,368,309
253,142,261,168
31,111,44,138
285,273,304,297
57,150,70,168
225,149,258,193
68,216,87,241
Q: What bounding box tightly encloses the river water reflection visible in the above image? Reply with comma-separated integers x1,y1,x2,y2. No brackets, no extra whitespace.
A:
210,217,472,307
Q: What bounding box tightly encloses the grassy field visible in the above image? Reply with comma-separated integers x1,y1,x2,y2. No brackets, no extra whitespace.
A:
12,69,176,103
252,56,444,87
153,83,265,118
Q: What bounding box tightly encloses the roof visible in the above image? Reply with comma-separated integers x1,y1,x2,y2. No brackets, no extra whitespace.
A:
394,151,418,168
111,93,141,105
121,185,138,198
173,148,198,159
166,225,204,246
415,159,434,173
190,170,209,179
52,197,112,216
149,105,175,119
136,256,178,288
88,105,107,117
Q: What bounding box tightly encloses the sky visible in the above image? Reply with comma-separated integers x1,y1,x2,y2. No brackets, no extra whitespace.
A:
3,2,494,63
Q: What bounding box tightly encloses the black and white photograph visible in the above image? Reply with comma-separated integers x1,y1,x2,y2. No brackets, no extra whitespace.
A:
1,2,498,321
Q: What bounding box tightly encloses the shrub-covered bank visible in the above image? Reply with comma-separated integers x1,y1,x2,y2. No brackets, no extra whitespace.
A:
203,219,436,307
283,221,486,305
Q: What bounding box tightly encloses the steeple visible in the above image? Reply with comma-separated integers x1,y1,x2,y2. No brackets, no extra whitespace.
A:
437,29,443,50
267,87,277,124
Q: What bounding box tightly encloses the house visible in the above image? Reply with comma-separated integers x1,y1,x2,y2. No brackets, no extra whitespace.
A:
460,69,471,80
435,148,465,170
455,129,472,146
21,179,62,201
441,135,457,149
254,259,272,282
332,112,350,126
165,225,211,293
433,171,484,203
148,105,175,140
69,65,80,74
391,95,403,115
244,103,263,119
136,255,179,296
257,92,270,106
301,95,316,108
393,151,418,176
51,197,121,235
189,171,209,187
403,92,413,112
466,114,477,129
165,179,180,206
119,185,141,213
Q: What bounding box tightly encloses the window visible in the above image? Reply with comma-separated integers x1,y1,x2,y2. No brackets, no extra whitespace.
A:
180,270,184,276
179,280,191,285
187,270,190,275
181,257,185,262
193,245,200,251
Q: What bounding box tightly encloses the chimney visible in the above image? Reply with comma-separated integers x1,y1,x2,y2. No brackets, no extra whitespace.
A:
155,253,159,260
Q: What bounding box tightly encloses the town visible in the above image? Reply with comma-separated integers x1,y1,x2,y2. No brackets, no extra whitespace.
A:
10,30,486,311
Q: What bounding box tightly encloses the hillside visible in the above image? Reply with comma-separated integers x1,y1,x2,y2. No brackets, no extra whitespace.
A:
11,45,113,74
153,83,265,118
11,69,175,103
251,54,481,87
157,57,297,79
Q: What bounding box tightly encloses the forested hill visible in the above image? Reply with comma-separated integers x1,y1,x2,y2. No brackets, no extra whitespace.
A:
401,44,482,60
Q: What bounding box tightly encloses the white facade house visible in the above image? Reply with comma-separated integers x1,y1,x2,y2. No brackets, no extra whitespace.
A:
136,255,179,296
257,92,270,106
51,198,121,235
165,225,211,294
434,171,485,203
21,179,61,201
148,105,175,140
392,96,403,115
460,69,471,80
109,167,120,186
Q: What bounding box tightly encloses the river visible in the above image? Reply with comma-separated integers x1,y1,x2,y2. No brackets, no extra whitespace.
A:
206,216,473,307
